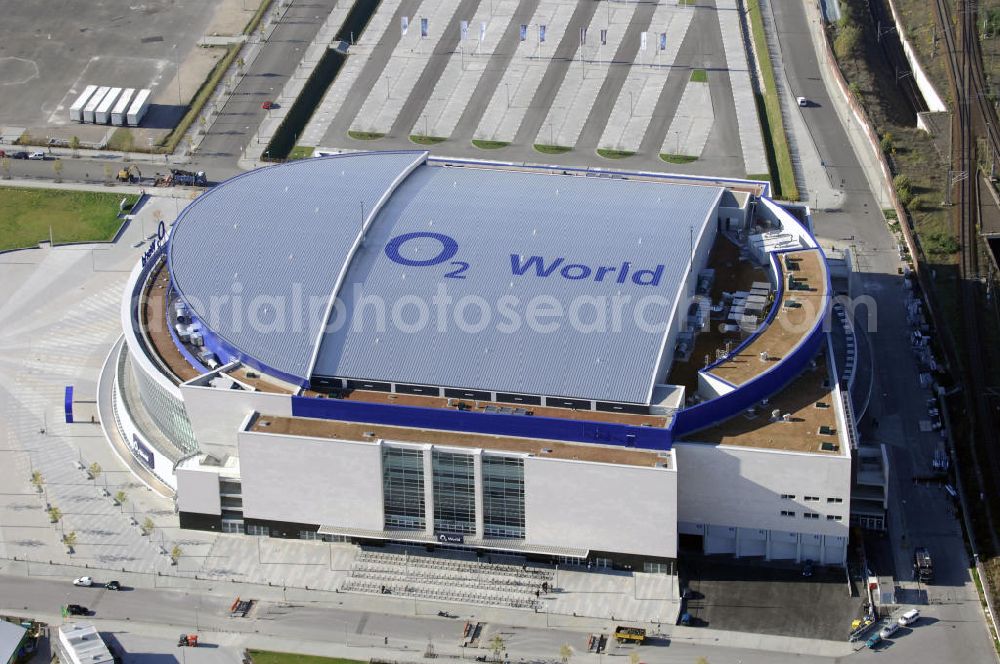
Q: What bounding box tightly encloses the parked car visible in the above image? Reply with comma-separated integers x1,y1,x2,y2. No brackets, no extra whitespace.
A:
27,151,46,160
898,608,920,626
261,101,274,110
865,633,883,649
797,96,809,107
66,604,88,616
105,580,121,591
73,576,93,587
880,622,901,639
12,151,29,160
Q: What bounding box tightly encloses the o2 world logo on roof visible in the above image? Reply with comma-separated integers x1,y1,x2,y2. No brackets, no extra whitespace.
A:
384,232,666,286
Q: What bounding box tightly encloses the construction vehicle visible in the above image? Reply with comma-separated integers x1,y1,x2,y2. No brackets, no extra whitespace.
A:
177,634,198,647
117,164,141,183
613,625,646,644
155,169,207,187
913,547,934,584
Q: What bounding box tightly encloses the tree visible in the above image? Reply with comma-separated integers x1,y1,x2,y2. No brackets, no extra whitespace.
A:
113,490,127,510
834,24,861,61
880,132,895,156
53,159,64,183
141,516,155,536
170,544,182,565
488,634,505,663
559,643,573,664
237,57,245,73
894,173,914,207
48,506,62,523
69,136,80,157
30,471,44,494
88,462,102,483
63,531,78,553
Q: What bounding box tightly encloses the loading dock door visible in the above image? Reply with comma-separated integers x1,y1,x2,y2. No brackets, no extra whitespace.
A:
704,525,736,555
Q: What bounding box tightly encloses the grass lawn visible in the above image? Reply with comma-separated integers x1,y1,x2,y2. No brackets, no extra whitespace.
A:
690,69,708,83
0,187,137,251
288,145,315,159
472,139,510,150
533,144,571,154
597,148,635,159
248,651,363,664
660,153,697,164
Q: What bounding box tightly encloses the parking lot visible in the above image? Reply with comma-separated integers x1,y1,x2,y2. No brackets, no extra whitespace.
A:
680,555,863,641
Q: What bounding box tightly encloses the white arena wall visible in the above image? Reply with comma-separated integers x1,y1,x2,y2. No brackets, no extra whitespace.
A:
180,381,293,459
673,441,850,564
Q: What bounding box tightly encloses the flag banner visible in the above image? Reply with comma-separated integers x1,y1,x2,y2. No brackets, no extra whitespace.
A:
401,16,409,36
539,24,546,42
580,27,587,44
640,31,647,51
460,20,468,41
420,17,428,38
659,32,666,50
520,24,527,41
600,29,607,45
480,21,487,41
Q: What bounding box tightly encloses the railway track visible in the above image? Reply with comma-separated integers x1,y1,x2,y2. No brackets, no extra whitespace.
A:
932,0,1000,557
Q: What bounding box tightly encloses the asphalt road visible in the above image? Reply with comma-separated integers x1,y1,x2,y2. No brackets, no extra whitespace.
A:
769,2,997,663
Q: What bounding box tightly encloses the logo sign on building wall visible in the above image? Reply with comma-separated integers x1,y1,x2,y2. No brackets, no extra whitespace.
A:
437,532,465,544
132,434,155,469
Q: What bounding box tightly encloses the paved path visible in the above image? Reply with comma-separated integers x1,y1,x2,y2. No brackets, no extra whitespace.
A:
473,0,577,143
411,0,519,138
595,1,694,153
352,0,460,135
661,79,714,157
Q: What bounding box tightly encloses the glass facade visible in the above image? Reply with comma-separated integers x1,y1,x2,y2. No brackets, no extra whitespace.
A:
432,451,477,534
482,455,525,538
124,351,198,456
382,447,426,530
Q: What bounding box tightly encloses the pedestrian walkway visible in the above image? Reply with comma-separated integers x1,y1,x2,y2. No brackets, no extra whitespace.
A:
535,1,638,148
473,0,576,143
716,0,767,174
412,0,519,139
597,1,693,153
660,78,714,158
351,0,460,135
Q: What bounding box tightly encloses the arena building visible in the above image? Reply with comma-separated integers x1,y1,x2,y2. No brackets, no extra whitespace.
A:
102,151,853,570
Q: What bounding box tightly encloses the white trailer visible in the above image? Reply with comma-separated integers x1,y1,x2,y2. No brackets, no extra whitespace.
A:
95,87,122,124
83,86,111,124
126,89,152,127
69,85,98,123
110,88,135,126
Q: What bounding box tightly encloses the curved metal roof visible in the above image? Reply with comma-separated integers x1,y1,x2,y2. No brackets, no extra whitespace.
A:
167,152,724,402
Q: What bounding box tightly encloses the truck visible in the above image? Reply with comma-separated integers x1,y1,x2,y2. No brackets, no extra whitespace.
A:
155,169,207,187
95,87,122,124
913,547,934,584
111,88,135,126
127,89,152,126
83,86,111,124
69,84,98,123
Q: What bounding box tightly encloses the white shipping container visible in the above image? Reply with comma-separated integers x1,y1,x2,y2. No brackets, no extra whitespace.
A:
110,88,135,126
83,86,112,124
126,89,152,127
95,87,122,124
69,84,98,123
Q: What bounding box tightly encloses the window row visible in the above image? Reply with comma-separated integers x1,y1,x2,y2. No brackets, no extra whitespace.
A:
780,511,843,521
780,494,845,503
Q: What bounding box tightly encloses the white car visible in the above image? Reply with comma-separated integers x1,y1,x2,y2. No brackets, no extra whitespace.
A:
898,608,920,626
879,622,900,639
796,96,809,107
27,151,46,160
72,576,93,587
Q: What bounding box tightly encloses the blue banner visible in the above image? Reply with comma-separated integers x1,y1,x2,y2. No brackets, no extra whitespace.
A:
64,385,73,424
600,29,607,46
659,32,666,50
520,24,527,41
401,16,409,36
420,17,428,38
460,20,468,41
539,24,546,43
132,434,155,469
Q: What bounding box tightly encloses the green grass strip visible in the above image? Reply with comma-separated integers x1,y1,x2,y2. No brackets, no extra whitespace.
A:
288,145,315,159
243,0,276,35
409,135,447,145
161,44,241,154
247,651,364,664
533,144,571,154
746,0,799,201
597,148,635,159
472,139,510,150
690,68,708,83
661,153,698,164
348,131,386,141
